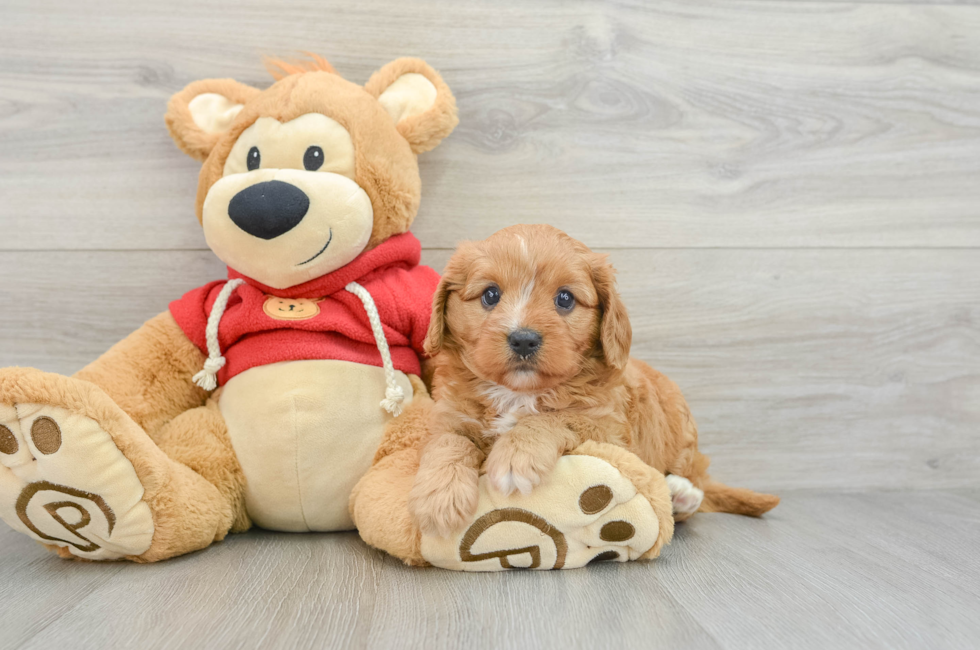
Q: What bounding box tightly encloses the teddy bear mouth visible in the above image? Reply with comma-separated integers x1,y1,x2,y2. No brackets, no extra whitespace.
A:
297,228,333,266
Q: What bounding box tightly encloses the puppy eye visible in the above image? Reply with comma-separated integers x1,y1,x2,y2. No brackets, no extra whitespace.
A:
247,146,261,171
481,286,501,310
304,146,324,171
555,290,575,312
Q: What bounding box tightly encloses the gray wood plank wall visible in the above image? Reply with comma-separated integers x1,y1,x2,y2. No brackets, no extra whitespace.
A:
1,0,978,495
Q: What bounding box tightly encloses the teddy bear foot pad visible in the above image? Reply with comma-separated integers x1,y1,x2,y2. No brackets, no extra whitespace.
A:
420,453,663,571
0,376,154,560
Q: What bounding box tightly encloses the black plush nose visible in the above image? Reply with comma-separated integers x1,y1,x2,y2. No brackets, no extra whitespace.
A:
227,180,310,240
508,328,543,359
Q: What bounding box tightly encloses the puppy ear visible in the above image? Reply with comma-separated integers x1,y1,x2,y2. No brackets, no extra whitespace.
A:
423,274,454,357
165,79,261,161
591,254,632,371
364,58,458,154
424,243,477,356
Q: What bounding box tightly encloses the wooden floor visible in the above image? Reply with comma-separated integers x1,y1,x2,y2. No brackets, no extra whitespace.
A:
2,490,979,650
1,0,979,648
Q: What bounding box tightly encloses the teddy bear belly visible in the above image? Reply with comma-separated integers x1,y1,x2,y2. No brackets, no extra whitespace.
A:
217,359,414,532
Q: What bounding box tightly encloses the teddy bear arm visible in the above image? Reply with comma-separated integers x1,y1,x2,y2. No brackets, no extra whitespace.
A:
73,310,209,438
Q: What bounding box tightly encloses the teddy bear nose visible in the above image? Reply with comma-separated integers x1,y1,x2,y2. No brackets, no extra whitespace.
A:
227,180,310,240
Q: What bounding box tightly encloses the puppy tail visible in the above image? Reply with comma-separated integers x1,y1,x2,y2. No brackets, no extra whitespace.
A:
700,480,780,517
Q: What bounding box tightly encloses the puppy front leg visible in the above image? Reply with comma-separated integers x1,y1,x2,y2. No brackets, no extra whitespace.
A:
409,433,483,537
486,414,579,496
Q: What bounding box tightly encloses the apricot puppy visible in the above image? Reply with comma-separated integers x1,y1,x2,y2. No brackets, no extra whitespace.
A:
409,224,778,536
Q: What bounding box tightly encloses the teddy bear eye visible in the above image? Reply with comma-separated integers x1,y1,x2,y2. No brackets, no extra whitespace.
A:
304,146,324,171
247,146,261,171
481,286,501,310
555,289,575,312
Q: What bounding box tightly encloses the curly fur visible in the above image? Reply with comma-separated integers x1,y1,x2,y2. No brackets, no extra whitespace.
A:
410,225,779,534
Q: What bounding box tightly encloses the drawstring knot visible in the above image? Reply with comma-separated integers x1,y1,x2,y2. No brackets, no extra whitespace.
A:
193,278,245,391
380,384,405,416
193,356,227,391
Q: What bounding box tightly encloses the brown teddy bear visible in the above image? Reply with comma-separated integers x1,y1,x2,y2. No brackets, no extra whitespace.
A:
0,54,676,569
0,55,459,561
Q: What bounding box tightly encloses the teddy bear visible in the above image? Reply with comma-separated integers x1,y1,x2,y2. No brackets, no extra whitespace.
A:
0,54,677,569
0,54,459,561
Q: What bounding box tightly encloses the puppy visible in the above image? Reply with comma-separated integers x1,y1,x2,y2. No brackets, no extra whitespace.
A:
409,224,778,536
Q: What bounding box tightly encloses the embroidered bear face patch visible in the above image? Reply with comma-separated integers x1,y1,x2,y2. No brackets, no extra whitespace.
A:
263,296,321,321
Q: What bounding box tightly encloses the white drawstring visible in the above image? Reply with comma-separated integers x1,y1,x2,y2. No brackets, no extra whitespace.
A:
193,278,245,391
345,281,405,416
191,277,405,416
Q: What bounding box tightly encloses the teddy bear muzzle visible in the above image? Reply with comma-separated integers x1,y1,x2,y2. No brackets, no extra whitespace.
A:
201,168,374,290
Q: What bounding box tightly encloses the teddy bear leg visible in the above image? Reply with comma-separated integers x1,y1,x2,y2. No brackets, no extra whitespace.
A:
0,368,237,562
419,441,676,572
350,446,427,565
349,383,433,566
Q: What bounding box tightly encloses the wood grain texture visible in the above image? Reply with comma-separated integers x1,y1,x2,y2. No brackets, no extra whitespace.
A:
0,0,979,250
1,0,979,647
1,248,976,491
1,491,978,650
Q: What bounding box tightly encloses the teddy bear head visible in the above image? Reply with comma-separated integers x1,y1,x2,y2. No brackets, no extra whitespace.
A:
165,55,457,290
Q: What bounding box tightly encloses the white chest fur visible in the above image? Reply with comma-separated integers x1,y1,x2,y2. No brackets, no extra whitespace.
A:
481,383,540,436
218,359,413,532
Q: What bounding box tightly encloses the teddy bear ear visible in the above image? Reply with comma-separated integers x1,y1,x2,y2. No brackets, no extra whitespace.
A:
364,58,459,154
165,79,261,161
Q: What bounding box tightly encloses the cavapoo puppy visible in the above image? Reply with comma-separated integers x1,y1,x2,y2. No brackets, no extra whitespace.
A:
409,224,778,536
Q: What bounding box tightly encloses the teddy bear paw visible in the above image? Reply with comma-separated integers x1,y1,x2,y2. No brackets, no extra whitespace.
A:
420,452,665,571
0,372,154,560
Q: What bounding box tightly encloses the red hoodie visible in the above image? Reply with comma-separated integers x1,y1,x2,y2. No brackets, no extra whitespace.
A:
170,233,440,387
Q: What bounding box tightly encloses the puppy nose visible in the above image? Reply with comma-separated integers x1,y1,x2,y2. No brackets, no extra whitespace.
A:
508,328,542,359
227,180,310,240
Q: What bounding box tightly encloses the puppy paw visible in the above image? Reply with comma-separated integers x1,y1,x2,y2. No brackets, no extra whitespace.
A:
665,474,704,517
409,464,480,538
485,437,556,496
